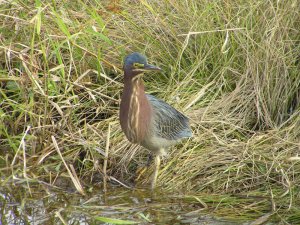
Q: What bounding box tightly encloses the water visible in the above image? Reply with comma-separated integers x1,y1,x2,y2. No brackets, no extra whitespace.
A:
0,182,249,224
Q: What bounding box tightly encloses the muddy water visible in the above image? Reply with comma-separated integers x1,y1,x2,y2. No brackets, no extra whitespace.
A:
0,183,249,225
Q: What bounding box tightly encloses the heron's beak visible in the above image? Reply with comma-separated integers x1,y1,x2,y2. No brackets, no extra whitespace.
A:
143,64,162,71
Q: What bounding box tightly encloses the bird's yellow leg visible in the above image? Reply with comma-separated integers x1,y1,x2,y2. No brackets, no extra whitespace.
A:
151,154,161,190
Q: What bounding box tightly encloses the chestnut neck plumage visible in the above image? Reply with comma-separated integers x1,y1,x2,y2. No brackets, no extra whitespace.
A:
120,68,152,144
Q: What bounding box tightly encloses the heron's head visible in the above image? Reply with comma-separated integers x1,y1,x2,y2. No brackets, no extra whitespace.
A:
123,52,161,77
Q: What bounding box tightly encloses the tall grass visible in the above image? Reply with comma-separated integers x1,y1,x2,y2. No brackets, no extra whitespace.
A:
0,0,299,221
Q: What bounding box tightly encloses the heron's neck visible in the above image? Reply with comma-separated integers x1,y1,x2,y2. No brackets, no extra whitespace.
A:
124,73,145,94
120,72,151,143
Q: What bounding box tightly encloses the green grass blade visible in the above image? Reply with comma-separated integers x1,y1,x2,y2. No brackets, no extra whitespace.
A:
94,216,138,224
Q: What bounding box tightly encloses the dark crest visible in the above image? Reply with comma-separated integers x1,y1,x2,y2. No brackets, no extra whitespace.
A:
124,52,147,68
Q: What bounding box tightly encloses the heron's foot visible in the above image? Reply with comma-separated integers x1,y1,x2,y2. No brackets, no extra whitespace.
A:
135,153,153,183
135,166,148,182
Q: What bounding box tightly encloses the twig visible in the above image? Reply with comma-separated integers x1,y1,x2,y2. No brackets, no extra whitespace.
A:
51,136,85,196
12,126,31,166
178,28,245,36
109,176,132,189
103,123,111,192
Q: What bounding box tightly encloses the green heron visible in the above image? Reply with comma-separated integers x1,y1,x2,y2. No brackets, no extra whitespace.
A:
119,52,192,189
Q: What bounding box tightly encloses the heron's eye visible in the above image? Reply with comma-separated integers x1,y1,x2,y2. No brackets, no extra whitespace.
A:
133,63,144,68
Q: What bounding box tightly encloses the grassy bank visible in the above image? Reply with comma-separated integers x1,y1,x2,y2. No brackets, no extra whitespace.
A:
0,0,299,222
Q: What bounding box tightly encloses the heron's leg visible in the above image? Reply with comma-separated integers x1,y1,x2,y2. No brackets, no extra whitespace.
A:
151,154,161,190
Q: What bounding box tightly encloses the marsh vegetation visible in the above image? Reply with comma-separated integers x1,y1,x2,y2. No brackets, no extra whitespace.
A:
0,0,299,223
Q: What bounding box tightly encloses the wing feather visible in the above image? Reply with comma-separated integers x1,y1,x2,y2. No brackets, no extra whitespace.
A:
146,94,192,140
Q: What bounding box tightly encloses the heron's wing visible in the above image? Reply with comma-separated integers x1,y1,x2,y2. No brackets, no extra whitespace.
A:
146,94,192,140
